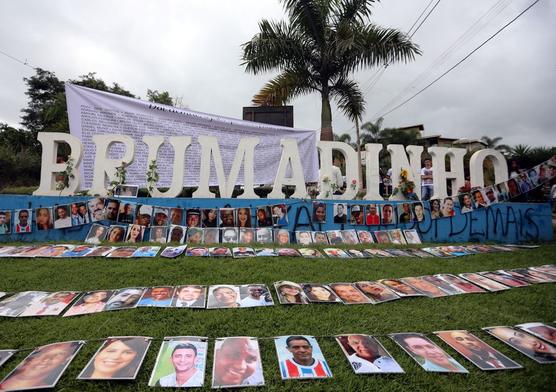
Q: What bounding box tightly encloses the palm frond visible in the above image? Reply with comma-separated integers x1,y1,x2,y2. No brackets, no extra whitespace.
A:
252,70,316,106
331,78,365,122
280,0,328,45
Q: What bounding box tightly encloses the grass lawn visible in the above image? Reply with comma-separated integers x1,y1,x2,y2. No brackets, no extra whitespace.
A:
0,242,555,391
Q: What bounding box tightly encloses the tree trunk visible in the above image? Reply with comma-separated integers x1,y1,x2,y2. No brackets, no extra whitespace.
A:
320,91,333,141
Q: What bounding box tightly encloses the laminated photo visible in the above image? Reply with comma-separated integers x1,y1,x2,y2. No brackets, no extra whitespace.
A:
364,204,381,225
170,208,184,226
272,204,289,226
374,230,391,244
255,248,278,257
295,231,313,245
35,207,53,230
378,279,425,297
105,288,145,311
83,246,115,258
404,249,434,258
420,275,464,296
403,229,421,244
63,290,115,317
186,208,201,227
322,248,350,258
236,207,252,228
483,326,556,364
207,285,241,309
511,268,556,283
311,202,326,224
116,202,135,224
274,281,308,305
201,208,217,227
275,336,332,379
78,337,151,380
429,199,442,220
329,283,371,304
104,199,121,222
85,224,109,245
390,333,468,373
385,249,413,257
401,277,448,298
274,229,290,245
458,273,510,292
149,226,168,244
471,189,489,208
131,246,160,257
167,225,186,243
19,291,80,317
232,247,255,258
364,249,393,258
346,249,370,259
0,210,12,234
0,341,83,390
0,291,49,317
458,193,474,213
479,271,529,288
332,203,347,224
483,186,499,205
336,334,404,374
106,225,127,243
113,184,139,197
61,245,95,258
219,208,236,228
515,322,556,345
172,285,206,308
298,248,324,258
186,227,204,244
148,337,207,387
71,201,91,225
160,245,187,258
255,228,273,244
340,229,359,245
276,248,300,257
311,231,329,244
255,206,272,227
221,227,238,244
152,207,170,226
212,337,264,388
387,229,406,245
185,247,209,257
0,349,15,368
355,281,400,304
435,274,485,294
239,284,274,307
356,230,374,244
203,228,220,244
14,209,32,233
125,224,144,243
301,284,340,303
209,247,232,257
325,230,342,245
397,203,413,224
138,286,175,307
87,198,106,222
435,330,522,371
349,204,364,225
239,228,255,244
134,204,153,227
52,205,71,229
106,246,137,258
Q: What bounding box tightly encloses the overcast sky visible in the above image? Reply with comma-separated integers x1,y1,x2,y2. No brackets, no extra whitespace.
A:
1,0,554,147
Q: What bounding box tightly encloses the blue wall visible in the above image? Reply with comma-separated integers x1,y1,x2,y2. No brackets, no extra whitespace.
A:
0,195,552,244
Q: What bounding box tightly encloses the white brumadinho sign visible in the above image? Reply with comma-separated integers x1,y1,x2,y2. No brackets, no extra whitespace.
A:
64,83,319,190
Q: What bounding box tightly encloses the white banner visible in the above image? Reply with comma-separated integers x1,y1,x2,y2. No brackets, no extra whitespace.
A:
65,84,319,189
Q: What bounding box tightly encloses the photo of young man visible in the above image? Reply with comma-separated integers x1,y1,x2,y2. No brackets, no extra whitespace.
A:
483,326,556,363
336,334,404,374
172,285,206,308
14,209,32,233
212,337,264,387
275,335,332,379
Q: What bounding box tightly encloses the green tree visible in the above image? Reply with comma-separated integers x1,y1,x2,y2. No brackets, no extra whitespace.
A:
241,0,420,141
480,136,510,154
147,89,174,105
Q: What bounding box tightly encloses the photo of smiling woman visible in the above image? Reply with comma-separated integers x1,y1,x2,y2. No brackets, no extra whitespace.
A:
78,337,151,380
212,337,264,388
0,341,83,391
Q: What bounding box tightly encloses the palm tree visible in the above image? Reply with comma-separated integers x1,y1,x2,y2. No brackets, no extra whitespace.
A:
480,136,510,154
360,117,384,145
241,0,421,141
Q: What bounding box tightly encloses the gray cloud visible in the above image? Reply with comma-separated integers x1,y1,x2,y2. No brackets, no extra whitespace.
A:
1,0,554,147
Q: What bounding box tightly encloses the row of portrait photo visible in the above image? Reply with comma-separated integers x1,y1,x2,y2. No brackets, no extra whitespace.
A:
1,264,554,319
1,321,555,391
0,201,291,236
0,241,523,261
83,220,423,246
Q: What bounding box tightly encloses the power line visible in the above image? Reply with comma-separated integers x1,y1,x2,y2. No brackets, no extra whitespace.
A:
373,0,542,120
0,49,36,70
